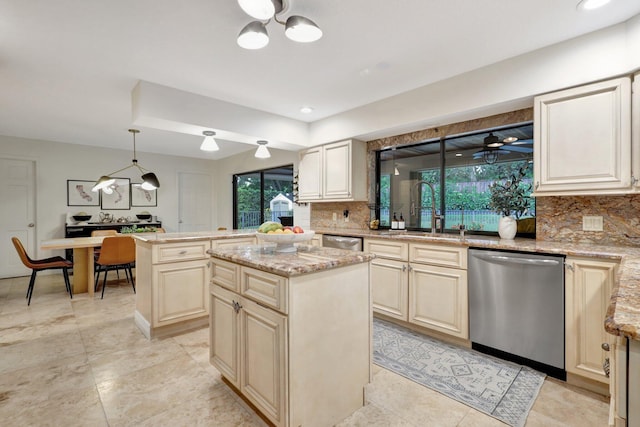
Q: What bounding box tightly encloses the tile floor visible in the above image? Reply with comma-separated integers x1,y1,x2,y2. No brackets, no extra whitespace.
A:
0,273,610,426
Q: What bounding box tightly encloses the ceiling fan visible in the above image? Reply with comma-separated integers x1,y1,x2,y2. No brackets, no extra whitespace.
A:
473,132,533,164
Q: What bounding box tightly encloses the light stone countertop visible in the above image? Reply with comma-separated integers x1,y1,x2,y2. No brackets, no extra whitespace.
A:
134,227,640,340
207,245,375,277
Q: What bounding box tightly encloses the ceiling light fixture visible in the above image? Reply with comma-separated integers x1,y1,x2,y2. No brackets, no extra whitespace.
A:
576,0,611,11
484,132,504,148
92,129,160,192
255,140,271,158
300,106,313,114
237,0,322,50
200,130,220,152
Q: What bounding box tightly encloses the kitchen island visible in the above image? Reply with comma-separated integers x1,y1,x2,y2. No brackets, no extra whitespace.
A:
208,244,374,427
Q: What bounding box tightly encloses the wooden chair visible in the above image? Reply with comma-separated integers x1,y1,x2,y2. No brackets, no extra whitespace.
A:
11,237,73,305
95,236,136,299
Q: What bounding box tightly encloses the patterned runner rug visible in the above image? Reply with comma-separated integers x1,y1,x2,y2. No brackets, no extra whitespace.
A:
373,318,545,427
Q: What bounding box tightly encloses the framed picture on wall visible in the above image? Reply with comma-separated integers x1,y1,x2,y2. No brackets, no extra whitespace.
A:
100,178,130,210
67,180,100,206
130,183,157,207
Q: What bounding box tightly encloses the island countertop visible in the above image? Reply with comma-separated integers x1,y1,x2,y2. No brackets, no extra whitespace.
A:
208,245,375,277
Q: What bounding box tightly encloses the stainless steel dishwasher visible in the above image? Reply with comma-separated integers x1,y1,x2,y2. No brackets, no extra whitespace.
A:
468,248,566,379
322,234,363,251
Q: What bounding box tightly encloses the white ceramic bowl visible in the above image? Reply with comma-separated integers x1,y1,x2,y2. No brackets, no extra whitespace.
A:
255,230,315,252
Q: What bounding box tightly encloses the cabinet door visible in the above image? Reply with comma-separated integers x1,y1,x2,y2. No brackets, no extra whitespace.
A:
152,259,210,326
409,263,468,339
298,146,322,201
210,285,240,387
323,140,352,199
565,257,617,383
240,297,287,427
370,257,408,321
534,77,632,195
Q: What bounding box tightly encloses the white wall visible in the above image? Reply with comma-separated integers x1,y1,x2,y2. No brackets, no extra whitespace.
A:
0,135,215,257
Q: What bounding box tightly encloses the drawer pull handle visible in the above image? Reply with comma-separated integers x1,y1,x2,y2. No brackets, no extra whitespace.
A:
178,250,188,255
603,357,610,378
232,300,243,313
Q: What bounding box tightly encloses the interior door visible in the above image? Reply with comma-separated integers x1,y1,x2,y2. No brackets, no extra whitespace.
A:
0,158,35,278
178,172,212,232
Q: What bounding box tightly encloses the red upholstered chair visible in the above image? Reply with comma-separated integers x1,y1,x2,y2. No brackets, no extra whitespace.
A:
11,237,73,305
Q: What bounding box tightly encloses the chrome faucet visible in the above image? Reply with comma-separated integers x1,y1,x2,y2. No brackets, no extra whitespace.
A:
410,180,442,234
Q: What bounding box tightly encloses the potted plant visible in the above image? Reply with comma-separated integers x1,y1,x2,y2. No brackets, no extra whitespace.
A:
488,163,533,239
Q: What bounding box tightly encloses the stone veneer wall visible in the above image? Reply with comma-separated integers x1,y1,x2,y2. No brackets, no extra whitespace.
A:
536,195,640,247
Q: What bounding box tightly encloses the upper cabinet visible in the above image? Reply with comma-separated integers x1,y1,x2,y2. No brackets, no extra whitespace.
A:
533,76,634,196
298,139,367,202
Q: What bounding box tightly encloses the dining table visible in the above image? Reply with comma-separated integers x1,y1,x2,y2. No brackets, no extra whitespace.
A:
40,236,107,296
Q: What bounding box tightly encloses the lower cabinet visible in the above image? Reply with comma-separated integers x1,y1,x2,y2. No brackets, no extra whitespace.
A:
370,257,408,320
210,259,370,427
365,239,468,340
211,286,287,423
135,239,211,339
565,256,618,384
408,262,468,339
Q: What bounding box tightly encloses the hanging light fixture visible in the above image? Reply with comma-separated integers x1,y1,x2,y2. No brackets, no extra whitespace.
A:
200,130,220,152
237,0,322,50
92,129,160,192
254,140,271,158
392,147,400,176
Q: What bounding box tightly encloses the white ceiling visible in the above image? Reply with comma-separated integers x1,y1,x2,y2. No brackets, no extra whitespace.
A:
1,0,639,159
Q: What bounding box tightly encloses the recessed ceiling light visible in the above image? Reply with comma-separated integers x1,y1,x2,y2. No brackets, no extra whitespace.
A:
300,106,313,114
577,0,611,11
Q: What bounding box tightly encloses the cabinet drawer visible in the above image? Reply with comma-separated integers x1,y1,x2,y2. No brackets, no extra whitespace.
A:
241,267,288,314
152,241,210,264
211,237,256,249
364,239,408,260
409,243,467,269
211,258,241,292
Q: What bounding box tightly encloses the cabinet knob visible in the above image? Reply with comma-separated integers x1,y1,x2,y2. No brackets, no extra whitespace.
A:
601,342,610,351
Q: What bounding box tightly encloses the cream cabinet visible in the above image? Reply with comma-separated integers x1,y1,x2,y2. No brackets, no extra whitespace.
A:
364,239,468,339
534,76,633,195
210,258,370,427
408,243,468,339
565,256,618,384
211,236,256,250
297,139,367,202
135,239,211,339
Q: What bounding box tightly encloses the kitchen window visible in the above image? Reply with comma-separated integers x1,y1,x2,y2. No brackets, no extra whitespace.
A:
376,123,535,236
233,165,294,229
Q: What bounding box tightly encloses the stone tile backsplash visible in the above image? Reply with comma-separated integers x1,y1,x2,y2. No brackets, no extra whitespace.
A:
536,194,640,247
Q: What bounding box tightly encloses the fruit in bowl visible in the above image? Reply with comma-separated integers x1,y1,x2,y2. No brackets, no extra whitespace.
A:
256,221,314,252
258,221,283,234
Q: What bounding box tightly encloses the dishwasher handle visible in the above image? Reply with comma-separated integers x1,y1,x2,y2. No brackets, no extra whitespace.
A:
472,252,562,267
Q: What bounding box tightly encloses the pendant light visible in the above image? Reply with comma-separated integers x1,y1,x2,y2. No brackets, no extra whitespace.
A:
255,140,271,158
200,130,220,152
392,146,399,175
237,0,322,50
92,129,160,192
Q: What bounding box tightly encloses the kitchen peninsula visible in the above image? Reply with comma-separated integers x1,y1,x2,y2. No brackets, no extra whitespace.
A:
208,244,374,427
